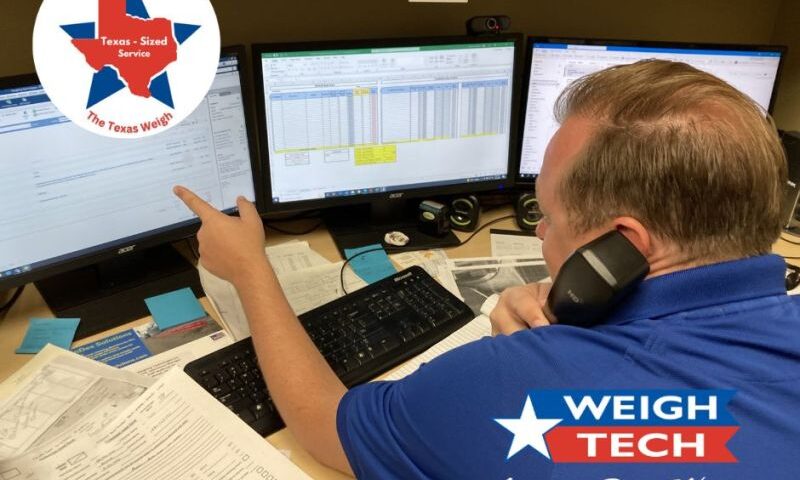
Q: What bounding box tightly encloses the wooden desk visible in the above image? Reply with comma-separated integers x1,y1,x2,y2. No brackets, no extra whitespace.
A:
0,207,519,479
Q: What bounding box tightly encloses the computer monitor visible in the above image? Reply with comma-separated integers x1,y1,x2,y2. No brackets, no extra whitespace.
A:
253,35,523,252
518,37,786,183
0,46,260,338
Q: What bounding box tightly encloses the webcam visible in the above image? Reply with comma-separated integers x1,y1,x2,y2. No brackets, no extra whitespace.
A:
466,15,511,36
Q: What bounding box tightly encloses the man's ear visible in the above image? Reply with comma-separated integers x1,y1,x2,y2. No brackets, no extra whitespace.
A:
611,216,652,257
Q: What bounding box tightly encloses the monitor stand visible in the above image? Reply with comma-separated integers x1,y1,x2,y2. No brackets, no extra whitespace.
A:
35,244,204,341
324,200,461,256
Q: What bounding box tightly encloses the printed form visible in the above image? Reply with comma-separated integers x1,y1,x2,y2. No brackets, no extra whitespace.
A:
0,348,309,479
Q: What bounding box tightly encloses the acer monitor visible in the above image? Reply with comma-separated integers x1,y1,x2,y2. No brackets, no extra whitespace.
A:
253,34,523,253
0,46,260,339
518,37,786,184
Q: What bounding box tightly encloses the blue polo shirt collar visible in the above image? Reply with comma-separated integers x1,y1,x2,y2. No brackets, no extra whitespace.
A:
603,254,788,325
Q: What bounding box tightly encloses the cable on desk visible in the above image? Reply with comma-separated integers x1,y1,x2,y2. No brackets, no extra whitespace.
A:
0,286,25,317
265,221,323,236
339,247,390,295
455,214,516,248
338,214,518,294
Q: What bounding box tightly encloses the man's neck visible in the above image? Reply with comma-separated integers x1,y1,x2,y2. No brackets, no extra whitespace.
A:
644,247,738,280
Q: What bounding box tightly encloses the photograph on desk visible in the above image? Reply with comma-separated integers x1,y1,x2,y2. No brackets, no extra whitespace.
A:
449,256,550,315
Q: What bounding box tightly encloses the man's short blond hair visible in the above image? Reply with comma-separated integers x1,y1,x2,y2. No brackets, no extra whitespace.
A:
554,59,787,262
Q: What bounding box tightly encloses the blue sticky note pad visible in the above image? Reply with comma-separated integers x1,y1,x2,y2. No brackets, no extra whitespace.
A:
16,318,81,354
344,244,397,284
145,287,205,330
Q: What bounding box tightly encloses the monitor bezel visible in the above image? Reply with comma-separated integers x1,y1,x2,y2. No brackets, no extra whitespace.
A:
515,35,788,186
0,45,262,290
252,33,524,213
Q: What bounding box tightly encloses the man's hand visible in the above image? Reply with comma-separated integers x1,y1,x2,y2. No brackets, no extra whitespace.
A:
490,283,553,336
173,186,267,286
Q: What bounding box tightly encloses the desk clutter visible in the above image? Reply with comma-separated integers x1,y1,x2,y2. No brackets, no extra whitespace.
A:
0,345,310,479
199,235,544,342
1,234,542,476
186,266,476,437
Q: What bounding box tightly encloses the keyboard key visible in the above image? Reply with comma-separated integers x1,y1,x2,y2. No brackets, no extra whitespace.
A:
251,403,268,419
238,410,255,424
219,392,241,405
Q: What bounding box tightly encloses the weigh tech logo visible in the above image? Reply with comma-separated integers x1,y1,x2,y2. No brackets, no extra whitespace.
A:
33,0,220,138
495,390,738,463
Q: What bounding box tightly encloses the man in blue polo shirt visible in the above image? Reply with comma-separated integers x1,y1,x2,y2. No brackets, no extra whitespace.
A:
175,59,800,478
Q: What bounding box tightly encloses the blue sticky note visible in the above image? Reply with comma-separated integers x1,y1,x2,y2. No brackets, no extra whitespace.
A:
16,318,81,354
344,244,397,284
144,287,205,330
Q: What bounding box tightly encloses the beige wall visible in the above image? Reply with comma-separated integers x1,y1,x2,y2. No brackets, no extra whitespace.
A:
0,0,783,77
772,0,800,131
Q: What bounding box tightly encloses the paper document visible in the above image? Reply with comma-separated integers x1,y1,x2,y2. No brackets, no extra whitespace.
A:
123,330,233,379
278,261,368,315
199,241,332,340
449,257,550,315
0,345,154,461
199,263,251,340
266,240,331,275
1,368,310,479
490,229,543,258
384,315,492,381
390,249,459,296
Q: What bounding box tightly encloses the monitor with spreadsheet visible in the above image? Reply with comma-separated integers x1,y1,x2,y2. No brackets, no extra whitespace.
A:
254,35,522,212
0,46,259,337
518,38,786,182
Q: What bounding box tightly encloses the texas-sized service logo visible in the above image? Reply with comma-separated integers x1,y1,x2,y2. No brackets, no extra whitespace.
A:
33,0,220,138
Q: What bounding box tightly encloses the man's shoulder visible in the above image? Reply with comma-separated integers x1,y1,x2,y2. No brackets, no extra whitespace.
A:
403,325,638,391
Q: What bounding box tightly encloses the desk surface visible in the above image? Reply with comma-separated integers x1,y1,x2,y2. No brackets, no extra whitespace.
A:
4,211,800,479
0,207,521,479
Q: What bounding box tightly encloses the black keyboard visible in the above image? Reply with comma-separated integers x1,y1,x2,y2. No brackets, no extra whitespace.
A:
184,266,473,437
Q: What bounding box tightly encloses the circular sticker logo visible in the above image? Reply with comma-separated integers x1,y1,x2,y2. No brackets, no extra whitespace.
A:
33,0,220,138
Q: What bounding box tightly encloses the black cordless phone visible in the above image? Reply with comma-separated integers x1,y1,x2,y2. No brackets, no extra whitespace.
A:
546,230,650,328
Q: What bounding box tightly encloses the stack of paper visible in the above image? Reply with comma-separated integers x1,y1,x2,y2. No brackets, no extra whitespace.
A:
0,345,309,479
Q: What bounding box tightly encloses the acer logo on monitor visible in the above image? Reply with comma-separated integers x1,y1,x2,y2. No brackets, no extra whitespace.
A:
389,193,404,199
117,245,137,255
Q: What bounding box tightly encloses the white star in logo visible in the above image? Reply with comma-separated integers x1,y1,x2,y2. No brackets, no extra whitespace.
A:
495,395,562,460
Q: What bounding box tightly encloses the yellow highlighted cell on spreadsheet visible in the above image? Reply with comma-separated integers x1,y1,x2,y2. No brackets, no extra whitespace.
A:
353,87,372,96
355,145,397,165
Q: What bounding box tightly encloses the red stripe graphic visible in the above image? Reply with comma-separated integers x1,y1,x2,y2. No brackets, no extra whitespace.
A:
546,426,739,463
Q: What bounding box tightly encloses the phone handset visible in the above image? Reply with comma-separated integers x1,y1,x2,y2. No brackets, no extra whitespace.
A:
546,230,650,328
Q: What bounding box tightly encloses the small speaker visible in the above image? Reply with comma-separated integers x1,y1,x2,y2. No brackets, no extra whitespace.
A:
449,195,480,232
516,193,542,231
782,131,800,229
418,200,451,237
466,15,511,36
